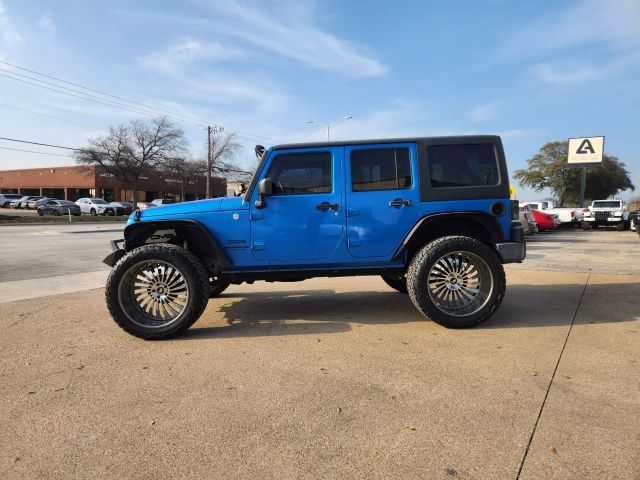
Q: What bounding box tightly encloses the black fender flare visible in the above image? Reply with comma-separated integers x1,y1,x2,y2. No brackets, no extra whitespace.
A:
392,212,505,261
124,219,233,271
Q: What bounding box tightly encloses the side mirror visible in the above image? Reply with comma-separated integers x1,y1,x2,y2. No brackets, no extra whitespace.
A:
255,177,273,209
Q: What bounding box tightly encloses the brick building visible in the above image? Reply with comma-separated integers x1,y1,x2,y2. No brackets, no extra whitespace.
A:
0,165,226,202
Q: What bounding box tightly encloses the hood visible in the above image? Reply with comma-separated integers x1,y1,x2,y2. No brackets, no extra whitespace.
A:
137,196,247,219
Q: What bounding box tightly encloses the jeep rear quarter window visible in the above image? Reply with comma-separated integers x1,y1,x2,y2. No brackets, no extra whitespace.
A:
267,152,332,195
418,140,508,202
428,144,499,188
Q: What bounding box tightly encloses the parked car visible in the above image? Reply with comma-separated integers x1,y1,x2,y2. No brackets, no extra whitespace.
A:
12,195,42,209
518,205,538,235
27,197,50,209
75,198,117,216
522,200,578,226
0,193,23,208
102,135,526,339
581,199,630,230
136,202,156,210
629,211,639,232
151,198,176,206
109,201,133,216
531,209,557,231
37,199,81,216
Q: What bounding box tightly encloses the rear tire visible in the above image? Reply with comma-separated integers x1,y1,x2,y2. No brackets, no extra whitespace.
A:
37,209,43,216
406,236,505,328
105,244,209,339
381,274,407,293
90,208,97,216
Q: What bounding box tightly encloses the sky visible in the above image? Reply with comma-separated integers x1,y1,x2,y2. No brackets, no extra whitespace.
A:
0,0,639,200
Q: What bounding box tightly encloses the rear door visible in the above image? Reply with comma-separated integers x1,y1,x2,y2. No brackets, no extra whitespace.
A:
345,143,420,258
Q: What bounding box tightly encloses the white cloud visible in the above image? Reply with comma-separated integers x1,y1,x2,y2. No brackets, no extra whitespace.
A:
143,0,387,77
0,0,22,47
37,13,55,33
138,38,243,72
209,0,387,77
468,103,497,123
499,0,640,60
531,52,640,84
187,73,288,113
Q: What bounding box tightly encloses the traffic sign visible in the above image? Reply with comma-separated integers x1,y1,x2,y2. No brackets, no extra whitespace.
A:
567,136,604,168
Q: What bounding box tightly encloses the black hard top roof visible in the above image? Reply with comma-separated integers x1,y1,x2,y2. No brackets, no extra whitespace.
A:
272,135,501,150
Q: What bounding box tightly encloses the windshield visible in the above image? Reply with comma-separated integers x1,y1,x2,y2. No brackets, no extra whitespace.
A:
59,201,75,205
593,201,621,208
91,198,109,204
528,203,540,210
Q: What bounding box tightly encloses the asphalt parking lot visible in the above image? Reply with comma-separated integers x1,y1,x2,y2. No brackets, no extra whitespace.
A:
0,226,639,479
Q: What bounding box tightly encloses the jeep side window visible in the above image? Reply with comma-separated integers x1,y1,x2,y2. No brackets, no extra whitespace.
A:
350,148,411,191
266,152,332,195
428,144,499,187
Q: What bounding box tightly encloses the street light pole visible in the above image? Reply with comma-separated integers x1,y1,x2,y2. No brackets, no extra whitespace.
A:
306,116,352,141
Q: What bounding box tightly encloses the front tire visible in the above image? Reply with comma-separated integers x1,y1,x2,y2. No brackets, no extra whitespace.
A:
406,236,505,328
381,274,407,293
105,244,209,339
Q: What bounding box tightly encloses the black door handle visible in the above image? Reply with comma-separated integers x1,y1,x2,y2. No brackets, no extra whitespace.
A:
388,199,412,207
316,202,339,211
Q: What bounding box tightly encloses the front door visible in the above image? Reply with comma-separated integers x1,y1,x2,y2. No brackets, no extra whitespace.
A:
345,143,420,258
250,147,344,262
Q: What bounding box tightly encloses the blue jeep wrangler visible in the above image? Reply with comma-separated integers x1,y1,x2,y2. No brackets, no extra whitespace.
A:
104,136,525,339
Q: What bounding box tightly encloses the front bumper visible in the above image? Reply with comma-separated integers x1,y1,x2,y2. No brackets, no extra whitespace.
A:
582,217,623,224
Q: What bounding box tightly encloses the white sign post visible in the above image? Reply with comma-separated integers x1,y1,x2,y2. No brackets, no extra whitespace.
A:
567,136,605,207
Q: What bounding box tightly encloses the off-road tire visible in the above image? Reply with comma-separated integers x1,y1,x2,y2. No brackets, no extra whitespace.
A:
406,236,505,328
106,244,209,340
381,274,408,293
581,221,592,230
209,276,231,297
616,221,626,231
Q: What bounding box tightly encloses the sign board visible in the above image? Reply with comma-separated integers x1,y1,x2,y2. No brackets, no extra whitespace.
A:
567,136,604,168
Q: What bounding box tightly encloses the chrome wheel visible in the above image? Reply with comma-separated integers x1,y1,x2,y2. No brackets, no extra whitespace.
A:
427,251,493,317
118,260,189,328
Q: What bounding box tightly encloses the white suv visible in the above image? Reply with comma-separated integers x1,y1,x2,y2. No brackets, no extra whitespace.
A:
582,200,629,230
75,198,116,216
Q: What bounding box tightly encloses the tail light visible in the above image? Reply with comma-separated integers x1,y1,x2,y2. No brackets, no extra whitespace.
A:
571,211,575,217
510,200,519,220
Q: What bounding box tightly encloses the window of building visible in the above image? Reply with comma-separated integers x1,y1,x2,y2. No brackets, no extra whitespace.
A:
428,144,499,188
350,148,412,191
266,152,332,195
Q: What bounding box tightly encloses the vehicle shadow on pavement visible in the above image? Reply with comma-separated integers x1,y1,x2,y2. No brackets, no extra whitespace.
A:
180,281,639,339
182,290,421,339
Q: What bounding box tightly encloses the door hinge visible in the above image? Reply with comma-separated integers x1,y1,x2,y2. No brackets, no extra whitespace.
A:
252,242,265,251
250,211,264,220
348,239,361,247
346,208,360,217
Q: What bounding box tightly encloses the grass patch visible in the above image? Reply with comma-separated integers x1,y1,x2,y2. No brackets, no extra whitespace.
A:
0,214,128,224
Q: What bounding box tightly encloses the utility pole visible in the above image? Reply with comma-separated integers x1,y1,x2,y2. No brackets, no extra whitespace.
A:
206,125,212,199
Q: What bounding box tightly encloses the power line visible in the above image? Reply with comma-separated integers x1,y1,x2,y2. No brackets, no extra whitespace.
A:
0,59,280,144
0,136,78,150
0,70,206,128
0,102,101,130
0,146,72,157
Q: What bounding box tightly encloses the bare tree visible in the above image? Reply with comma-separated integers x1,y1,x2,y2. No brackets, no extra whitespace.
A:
162,156,206,201
205,131,247,198
75,116,187,206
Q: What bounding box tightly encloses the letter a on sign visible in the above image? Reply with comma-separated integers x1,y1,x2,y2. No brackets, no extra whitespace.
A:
567,136,604,167
576,139,595,154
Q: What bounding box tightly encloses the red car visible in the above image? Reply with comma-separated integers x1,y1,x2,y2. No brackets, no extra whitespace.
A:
531,209,558,231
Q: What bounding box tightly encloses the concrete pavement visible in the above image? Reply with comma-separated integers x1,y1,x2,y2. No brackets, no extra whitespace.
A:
1,270,638,479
